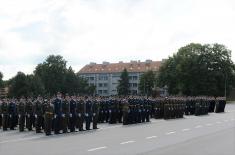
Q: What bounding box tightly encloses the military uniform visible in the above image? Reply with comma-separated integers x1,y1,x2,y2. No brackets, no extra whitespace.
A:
122,99,129,125
8,100,17,130
61,98,69,133
53,97,62,134
85,98,92,130
69,97,77,132
76,98,85,131
44,100,54,136
92,99,99,129
34,98,44,133
1,99,8,131
18,99,26,132
25,99,34,131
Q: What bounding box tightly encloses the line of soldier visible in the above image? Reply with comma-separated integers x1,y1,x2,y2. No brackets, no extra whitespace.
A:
0,94,227,135
0,93,100,135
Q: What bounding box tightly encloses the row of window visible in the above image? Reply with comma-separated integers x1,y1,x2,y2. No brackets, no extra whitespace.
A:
98,90,108,95
85,75,138,81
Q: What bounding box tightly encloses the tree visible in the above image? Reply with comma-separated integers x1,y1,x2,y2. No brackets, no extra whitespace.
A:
157,43,235,96
117,68,130,96
8,72,45,98
8,72,30,98
0,71,3,88
34,55,67,95
139,70,156,96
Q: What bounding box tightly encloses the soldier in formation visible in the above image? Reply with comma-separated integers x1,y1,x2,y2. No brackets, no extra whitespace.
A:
0,95,227,135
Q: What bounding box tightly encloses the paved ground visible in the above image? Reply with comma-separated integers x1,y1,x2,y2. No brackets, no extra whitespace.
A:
0,103,235,155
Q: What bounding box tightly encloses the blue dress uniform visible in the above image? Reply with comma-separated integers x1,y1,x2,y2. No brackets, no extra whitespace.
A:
85,99,92,130
8,101,17,130
76,98,85,131
69,99,77,132
53,97,62,134
1,100,9,131
92,99,99,129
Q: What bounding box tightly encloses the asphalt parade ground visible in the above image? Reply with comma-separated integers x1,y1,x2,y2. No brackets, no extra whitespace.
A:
0,103,235,155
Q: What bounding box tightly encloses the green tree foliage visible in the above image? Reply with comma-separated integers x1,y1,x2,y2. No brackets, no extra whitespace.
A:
7,55,95,97
158,43,235,96
0,71,3,88
139,70,156,96
34,55,67,95
117,68,130,96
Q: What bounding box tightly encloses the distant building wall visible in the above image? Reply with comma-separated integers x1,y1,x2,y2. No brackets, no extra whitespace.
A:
79,60,163,96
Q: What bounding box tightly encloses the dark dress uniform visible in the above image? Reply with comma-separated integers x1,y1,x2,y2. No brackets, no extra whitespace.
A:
61,99,69,133
34,99,44,133
53,98,62,134
76,99,85,131
1,100,9,131
69,99,77,132
18,100,26,132
8,101,17,130
25,100,34,131
92,100,99,129
85,99,92,130
44,101,54,136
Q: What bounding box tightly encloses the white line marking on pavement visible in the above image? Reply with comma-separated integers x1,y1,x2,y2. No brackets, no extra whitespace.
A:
195,125,203,128
88,146,107,152
0,136,44,144
216,121,222,124
146,136,157,139
206,123,213,126
182,128,191,132
120,140,135,145
165,131,176,135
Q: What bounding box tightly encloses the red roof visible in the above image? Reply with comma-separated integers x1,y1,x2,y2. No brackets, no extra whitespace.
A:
79,60,162,74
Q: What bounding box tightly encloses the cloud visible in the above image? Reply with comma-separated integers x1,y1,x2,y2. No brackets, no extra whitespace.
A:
0,0,235,80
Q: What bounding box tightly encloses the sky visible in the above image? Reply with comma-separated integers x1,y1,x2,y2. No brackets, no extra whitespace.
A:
0,0,235,80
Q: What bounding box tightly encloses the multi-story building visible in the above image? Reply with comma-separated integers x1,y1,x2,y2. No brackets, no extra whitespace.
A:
78,60,162,96
0,87,8,98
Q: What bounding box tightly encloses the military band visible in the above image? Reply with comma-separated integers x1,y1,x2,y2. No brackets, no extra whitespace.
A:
0,94,227,135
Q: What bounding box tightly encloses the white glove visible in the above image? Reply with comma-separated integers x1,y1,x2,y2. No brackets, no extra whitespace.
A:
9,114,12,118
109,110,111,113
19,114,21,117
78,113,81,117
70,113,72,117
35,114,37,118
85,113,88,117
93,113,96,116
62,114,65,117
27,114,30,118
54,115,57,118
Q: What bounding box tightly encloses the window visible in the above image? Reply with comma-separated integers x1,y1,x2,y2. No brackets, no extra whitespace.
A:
103,83,108,87
98,90,102,94
98,83,103,87
133,76,138,80
133,83,137,87
98,75,108,80
103,90,108,94
90,77,94,80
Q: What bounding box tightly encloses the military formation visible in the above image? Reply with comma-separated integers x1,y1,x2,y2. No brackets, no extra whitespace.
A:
0,93,227,136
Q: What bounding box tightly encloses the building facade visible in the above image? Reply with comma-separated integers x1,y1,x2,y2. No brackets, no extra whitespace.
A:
78,60,162,96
